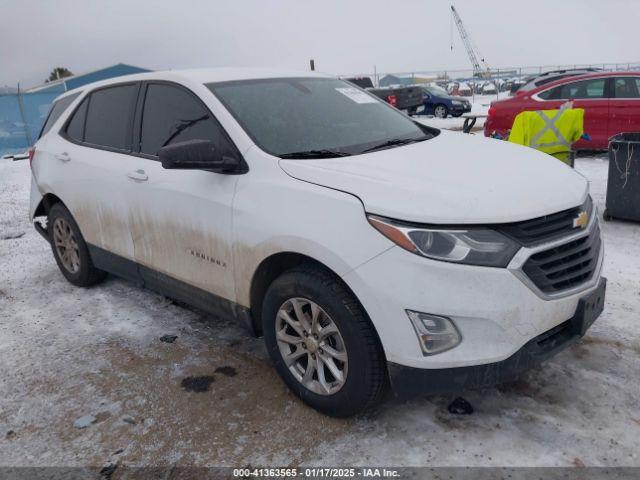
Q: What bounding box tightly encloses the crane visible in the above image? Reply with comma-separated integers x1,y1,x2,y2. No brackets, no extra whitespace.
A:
450,5,490,78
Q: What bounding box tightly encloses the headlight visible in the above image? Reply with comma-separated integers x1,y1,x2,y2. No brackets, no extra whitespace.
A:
452,100,462,105
367,215,520,267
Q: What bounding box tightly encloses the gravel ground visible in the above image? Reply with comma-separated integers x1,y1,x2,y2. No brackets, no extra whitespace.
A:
1,150,639,469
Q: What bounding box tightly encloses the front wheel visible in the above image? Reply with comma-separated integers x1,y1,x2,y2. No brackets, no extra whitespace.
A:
262,266,387,417
434,104,448,118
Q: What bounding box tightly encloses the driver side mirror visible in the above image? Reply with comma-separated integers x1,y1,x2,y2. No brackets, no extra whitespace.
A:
158,139,240,173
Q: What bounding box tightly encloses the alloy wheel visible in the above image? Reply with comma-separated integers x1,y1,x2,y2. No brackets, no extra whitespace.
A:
435,105,447,118
275,298,348,395
52,217,81,274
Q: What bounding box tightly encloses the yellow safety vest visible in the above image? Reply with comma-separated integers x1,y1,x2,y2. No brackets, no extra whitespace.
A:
508,108,584,164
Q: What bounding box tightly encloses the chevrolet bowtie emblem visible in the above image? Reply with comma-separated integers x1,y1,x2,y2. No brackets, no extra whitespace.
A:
573,211,589,229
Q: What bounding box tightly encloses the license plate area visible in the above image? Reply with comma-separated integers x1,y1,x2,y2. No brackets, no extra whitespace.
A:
573,278,606,336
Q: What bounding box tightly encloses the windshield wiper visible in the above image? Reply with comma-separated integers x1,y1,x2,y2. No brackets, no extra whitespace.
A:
361,137,425,153
278,149,351,159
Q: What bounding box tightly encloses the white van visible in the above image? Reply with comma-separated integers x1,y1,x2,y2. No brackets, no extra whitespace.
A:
29,69,605,416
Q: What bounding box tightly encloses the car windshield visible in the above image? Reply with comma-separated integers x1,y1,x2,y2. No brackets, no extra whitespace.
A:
426,85,448,96
207,77,435,158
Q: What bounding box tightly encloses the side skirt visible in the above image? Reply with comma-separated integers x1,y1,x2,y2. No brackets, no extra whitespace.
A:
87,244,256,335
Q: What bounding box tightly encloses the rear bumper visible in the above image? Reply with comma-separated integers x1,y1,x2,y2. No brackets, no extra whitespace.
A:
388,278,606,397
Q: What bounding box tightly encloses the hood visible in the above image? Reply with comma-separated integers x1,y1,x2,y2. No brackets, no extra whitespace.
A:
278,131,588,224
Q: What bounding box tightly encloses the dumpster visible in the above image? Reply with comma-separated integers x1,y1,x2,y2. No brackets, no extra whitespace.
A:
604,133,640,222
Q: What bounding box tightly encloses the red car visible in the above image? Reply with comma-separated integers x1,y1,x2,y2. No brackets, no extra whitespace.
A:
485,71,640,150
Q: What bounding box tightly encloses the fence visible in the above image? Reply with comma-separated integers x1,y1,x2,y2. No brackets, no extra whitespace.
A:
344,61,640,87
0,90,59,156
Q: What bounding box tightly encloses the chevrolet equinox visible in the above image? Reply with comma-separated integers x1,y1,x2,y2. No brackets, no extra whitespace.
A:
29,69,606,416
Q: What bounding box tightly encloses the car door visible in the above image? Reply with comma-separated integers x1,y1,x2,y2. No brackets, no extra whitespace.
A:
45,83,140,264
609,76,640,139
537,77,610,149
125,82,241,303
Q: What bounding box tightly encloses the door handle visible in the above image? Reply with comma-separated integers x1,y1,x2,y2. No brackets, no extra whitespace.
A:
127,169,148,182
54,152,70,162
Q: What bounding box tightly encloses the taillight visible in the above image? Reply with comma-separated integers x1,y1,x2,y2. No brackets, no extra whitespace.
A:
28,147,35,168
487,106,496,118
387,95,397,108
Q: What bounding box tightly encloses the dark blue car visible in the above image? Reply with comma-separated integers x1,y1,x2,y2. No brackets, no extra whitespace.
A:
418,85,472,118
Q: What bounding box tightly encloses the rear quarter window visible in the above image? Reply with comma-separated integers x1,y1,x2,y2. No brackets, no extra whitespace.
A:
39,92,80,139
65,97,89,142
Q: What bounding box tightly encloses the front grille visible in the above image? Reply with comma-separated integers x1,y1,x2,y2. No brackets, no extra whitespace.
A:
497,197,592,246
522,224,601,294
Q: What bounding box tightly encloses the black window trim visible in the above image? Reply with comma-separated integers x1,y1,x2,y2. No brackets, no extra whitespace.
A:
59,79,247,174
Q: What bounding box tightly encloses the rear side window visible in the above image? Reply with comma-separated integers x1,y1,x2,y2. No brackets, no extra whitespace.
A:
66,97,88,142
539,78,607,100
613,77,640,98
139,84,223,156
39,92,80,138
84,84,138,150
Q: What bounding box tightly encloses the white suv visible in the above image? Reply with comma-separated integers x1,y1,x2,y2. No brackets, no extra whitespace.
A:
30,69,605,416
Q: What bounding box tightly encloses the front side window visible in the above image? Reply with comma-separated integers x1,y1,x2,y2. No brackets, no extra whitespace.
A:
84,84,138,150
207,77,435,157
39,92,80,138
539,78,607,100
139,84,224,156
613,77,640,98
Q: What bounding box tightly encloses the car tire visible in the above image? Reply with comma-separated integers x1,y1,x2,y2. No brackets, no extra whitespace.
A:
48,203,107,287
434,104,448,118
262,265,387,417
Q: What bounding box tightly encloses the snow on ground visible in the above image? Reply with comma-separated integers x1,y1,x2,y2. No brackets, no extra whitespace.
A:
1,141,639,468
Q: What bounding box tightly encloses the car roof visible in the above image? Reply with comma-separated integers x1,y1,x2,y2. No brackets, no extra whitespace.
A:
530,70,640,94
54,67,331,101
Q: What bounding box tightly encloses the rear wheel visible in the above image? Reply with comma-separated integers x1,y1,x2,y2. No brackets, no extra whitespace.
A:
434,104,448,118
262,266,387,417
48,203,107,287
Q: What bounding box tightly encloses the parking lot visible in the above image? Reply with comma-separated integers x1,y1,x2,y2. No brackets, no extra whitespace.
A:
1,148,639,469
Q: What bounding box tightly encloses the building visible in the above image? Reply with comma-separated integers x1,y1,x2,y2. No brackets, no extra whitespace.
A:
26,63,150,94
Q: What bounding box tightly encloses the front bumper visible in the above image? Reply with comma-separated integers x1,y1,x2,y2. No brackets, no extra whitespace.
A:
451,103,471,114
342,211,604,369
388,277,606,397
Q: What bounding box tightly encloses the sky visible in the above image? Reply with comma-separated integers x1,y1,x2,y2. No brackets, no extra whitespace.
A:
2,0,639,88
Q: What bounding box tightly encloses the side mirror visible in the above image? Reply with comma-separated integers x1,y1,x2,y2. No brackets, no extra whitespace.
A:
158,139,240,173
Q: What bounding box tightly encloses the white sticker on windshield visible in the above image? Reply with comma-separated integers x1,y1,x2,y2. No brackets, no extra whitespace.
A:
335,87,378,104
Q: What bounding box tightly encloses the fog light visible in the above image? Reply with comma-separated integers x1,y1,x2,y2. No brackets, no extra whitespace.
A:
406,310,461,355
